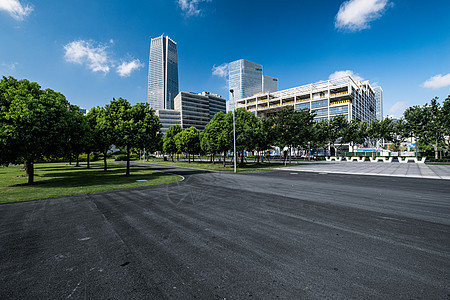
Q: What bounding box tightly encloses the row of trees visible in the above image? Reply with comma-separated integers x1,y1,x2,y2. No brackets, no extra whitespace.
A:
0,76,162,184
2,76,449,184
162,95,450,163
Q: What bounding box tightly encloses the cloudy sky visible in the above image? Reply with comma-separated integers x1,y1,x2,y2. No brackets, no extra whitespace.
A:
1,0,449,118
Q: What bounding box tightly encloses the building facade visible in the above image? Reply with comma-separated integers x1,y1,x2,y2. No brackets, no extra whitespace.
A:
174,92,210,131
157,92,226,133
263,75,278,93
174,92,226,131
148,35,179,111
155,109,181,134
228,59,262,105
228,59,278,111
199,92,227,120
236,76,376,123
373,86,383,120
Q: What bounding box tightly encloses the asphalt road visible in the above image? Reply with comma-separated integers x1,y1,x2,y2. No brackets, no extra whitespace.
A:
1,163,449,299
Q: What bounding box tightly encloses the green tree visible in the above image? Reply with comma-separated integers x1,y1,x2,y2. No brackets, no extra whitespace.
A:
342,119,367,152
0,76,72,184
254,117,275,163
366,118,395,153
442,95,450,154
176,126,200,163
317,115,347,156
201,111,232,167
404,105,427,157
163,125,182,161
271,107,315,163
310,120,328,156
107,98,161,176
422,97,445,159
226,108,260,165
86,106,114,171
65,105,91,167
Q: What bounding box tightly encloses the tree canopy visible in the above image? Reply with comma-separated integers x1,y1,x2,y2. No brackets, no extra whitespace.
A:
0,76,72,184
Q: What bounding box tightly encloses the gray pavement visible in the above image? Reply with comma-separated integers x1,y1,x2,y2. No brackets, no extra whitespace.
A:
280,161,450,180
1,163,449,299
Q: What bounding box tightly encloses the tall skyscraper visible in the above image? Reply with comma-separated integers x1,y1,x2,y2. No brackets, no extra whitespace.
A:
148,35,179,111
228,59,278,111
228,59,263,110
373,86,383,120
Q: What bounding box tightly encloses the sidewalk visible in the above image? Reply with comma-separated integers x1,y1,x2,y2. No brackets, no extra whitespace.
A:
279,161,450,180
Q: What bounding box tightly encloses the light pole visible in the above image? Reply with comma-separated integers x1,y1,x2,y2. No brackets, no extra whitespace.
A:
230,89,237,173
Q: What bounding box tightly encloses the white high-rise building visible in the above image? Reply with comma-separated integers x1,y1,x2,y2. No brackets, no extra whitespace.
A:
148,35,179,111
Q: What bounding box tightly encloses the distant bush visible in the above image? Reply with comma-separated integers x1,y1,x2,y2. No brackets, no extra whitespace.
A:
114,154,138,161
77,153,99,162
427,157,450,163
114,154,127,161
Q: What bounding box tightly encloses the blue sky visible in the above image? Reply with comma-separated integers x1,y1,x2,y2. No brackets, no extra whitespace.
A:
1,0,449,118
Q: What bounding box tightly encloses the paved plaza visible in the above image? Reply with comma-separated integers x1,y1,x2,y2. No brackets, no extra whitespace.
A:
281,161,450,180
1,163,449,299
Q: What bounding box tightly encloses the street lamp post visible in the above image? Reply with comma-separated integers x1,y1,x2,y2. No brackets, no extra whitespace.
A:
230,89,237,173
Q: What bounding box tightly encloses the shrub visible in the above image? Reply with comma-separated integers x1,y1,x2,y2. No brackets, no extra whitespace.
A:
114,154,138,161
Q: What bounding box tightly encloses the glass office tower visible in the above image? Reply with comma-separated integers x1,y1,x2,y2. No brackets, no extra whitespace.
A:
263,75,278,93
373,86,383,120
148,35,179,111
228,59,263,111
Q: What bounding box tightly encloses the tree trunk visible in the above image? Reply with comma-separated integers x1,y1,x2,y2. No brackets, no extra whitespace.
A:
126,147,130,176
87,153,90,169
415,138,419,158
103,150,108,172
27,160,34,185
76,153,80,167
289,147,292,164
223,150,226,168
240,151,244,166
435,138,439,160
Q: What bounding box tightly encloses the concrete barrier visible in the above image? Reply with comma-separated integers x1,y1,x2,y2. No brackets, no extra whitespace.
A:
369,157,393,163
326,156,343,162
398,157,426,163
345,157,366,162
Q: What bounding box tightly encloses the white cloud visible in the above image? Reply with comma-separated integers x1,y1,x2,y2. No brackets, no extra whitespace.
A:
64,40,110,73
388,101,407,117
0,62,18,73
212,63,228,78
0,0,33,20
117,59,144,77
335,0,390,31
422,73,450,89
177,0,211,17
329,70,363,81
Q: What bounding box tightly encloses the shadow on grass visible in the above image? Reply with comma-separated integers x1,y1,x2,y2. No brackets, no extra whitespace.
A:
121,162,213,176
11,165,174,188
40,167,126,178
144,165,212,175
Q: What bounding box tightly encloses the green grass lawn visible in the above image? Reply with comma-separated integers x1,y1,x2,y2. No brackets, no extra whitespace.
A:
0,162,181,204
144,158,298,172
